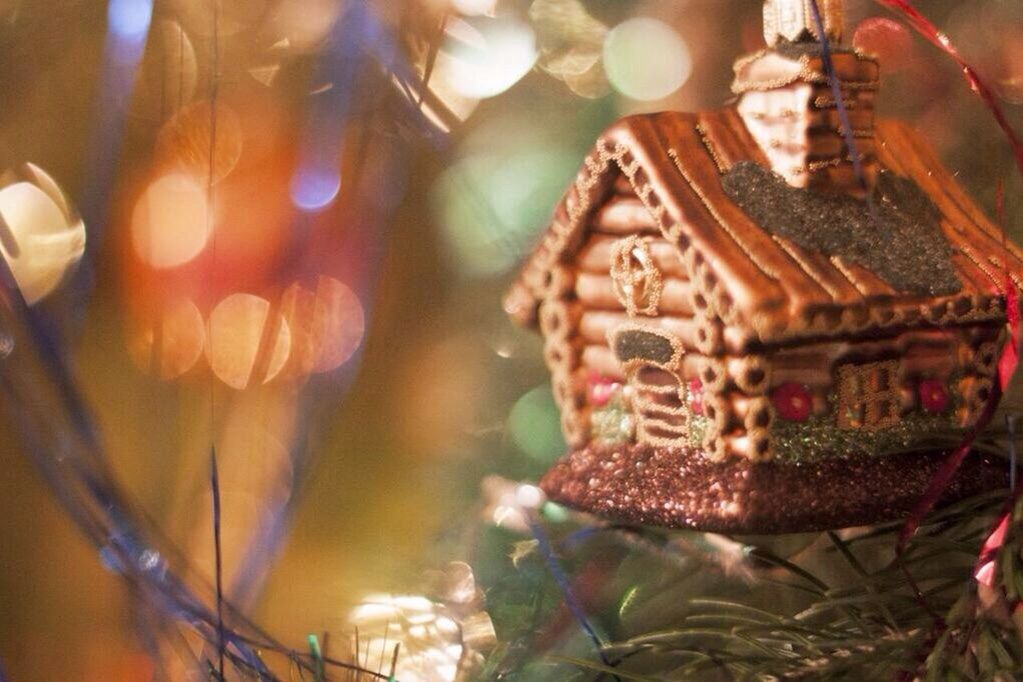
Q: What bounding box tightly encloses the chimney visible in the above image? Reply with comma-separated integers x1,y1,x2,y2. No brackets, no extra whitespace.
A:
763,0,843,45
734,0,880,195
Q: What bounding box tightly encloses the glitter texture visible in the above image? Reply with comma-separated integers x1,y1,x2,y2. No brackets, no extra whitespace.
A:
539,443,1008,533
769,412,961,463
590,390,636,445
612,328,677,366
722,162,961,296
771,41,858,59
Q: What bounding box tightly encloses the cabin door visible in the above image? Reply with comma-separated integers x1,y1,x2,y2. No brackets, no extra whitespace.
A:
608,325,690,447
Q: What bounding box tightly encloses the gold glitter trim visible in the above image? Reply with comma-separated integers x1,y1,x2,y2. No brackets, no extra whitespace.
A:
667,148,781,281
609,236,663,317
539,296,585,446
806,153,878,172
696,123,728,173
828,255,873,297
958,245,1005,291
731,57,880,95
607,324,693,449
989,255,1023,291
815,95,861,109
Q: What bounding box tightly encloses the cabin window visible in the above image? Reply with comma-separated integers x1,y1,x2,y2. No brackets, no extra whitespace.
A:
837,360,901,431
610,236,662,317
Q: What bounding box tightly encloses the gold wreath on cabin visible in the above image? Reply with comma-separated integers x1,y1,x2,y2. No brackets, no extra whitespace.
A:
609,236,663,317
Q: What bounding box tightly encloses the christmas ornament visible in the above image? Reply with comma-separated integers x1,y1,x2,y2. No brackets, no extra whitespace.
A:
0,164,85,305
504,0,1022,533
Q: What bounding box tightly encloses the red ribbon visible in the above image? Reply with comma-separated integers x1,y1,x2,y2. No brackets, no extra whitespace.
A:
872,4,1023,629
871,1,1023,558
872,0,1023,181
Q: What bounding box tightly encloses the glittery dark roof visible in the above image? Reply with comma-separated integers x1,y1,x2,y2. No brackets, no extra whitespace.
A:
770,40,861,60
722,162,962,297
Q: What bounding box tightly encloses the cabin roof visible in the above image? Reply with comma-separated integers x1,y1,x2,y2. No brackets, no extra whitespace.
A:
505,108,1023,351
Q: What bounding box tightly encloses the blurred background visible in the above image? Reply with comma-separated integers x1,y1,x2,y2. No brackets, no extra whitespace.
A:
1,0,1023,678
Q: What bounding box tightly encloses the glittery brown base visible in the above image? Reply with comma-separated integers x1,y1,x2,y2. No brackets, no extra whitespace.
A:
539,445,1010,534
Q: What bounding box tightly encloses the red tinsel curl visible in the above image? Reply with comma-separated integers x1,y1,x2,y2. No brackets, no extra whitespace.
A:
867,0,1023,548
867,4,1023,626
872,0,1023,181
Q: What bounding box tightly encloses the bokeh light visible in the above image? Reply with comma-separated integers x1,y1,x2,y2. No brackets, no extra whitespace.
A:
155,101,244,184
107,0,154,43
507,386,565,464
0,173,86,305
480,476,546,532
280,277,365,377
7,0,1023,678
603,17,692,101
206,293,292,390
171,0,267,38
440,16,538,99
529,0,610,98
134,20,198,121
434,146,579,276
452,0,498,15
131,173,210,269
401,70,480,134
268,0,343,52
348,594,464,682
853,18,914,73
127,297,206,379
289,166,341,213
249,64,281,87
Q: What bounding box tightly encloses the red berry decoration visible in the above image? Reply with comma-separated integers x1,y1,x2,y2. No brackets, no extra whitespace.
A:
918,379,949,414
688,378,704,415
771,383,812,422
588,373,619,407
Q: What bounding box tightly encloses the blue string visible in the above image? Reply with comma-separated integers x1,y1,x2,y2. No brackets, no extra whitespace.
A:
563,525,605,551
211,449,226,680
528,515,618,674
806,0,872,202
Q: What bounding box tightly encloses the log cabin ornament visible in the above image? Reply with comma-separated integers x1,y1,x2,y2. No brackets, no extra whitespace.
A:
504,0,1023,533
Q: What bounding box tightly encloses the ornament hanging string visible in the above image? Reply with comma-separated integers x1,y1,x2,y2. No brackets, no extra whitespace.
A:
528,514,620,678
806,0,871,201
211,450,226,680
205,1,226,676
971,182,1023,617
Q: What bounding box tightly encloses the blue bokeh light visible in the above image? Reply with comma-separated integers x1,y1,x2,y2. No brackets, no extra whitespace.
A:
290,167,342,213
107,0,153,43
